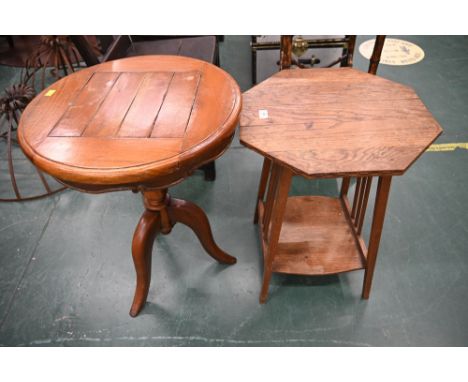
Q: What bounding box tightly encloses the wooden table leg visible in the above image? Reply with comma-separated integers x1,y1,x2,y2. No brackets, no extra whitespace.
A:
130,188,236,317
260,164,292,303
130,210,161,317
253,158,272,224
362,176,392,299
129,190,166,317
7,36,14,49
167,197,236,265
262,164,280,237
200,161,216,181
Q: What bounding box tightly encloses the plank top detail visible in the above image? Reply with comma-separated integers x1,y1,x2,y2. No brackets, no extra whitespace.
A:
18,56,241,189
240,67,442,177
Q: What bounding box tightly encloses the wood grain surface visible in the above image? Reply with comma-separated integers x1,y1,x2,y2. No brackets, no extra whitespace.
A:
262,196,365,276
240,67,442,178
18,55,241,190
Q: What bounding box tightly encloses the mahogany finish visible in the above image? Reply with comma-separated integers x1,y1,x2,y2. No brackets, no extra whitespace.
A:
19,56,240,190
70,35,220,181
129,189,236,317
18,55,241,316
240,67,442,303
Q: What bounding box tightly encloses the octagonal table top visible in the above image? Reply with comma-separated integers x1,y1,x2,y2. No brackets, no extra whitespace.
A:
18,55,241,190
239,67,442,178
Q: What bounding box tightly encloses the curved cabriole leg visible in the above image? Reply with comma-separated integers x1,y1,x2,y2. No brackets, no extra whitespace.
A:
129,211,160,317
167,198,237,265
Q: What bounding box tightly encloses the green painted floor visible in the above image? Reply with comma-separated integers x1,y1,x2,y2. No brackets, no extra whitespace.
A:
0,36,467,346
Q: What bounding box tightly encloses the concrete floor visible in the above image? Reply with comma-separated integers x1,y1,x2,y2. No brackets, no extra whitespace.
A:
0,36,467,346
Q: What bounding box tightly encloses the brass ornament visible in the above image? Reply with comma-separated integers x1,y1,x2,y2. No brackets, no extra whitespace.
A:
292,35,309,59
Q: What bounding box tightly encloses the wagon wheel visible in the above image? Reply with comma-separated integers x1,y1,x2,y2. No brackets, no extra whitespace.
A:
0,78,66,202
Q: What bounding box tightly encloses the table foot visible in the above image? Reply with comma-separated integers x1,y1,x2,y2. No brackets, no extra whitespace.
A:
130,210,160,317
259,267,273,304
168,197,237,265
129,189,235,317
361,176,392,299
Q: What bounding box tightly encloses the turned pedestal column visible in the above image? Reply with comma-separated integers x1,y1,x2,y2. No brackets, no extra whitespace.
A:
130,189,236,316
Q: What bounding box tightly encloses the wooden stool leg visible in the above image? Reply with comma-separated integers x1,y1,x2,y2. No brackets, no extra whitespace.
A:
362,176,392,299
260,165,292,304
167,197,237,265
254,158,272,224
130,210,161,317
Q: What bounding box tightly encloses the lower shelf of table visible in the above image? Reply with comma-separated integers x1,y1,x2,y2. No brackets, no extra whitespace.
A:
258,196,366,276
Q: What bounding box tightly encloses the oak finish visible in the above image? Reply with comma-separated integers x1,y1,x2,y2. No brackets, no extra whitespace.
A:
241,68,442,178
240,67,442,303
270,196,365,275
252,36,385,217
18,55,241,316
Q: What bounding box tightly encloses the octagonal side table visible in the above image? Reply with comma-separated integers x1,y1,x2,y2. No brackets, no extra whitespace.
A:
240,67,442,303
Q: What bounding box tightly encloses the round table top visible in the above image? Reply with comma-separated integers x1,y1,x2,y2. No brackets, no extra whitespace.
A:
18,55,241,190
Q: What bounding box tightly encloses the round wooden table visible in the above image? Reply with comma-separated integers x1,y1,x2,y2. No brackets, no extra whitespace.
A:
18,55,242,316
